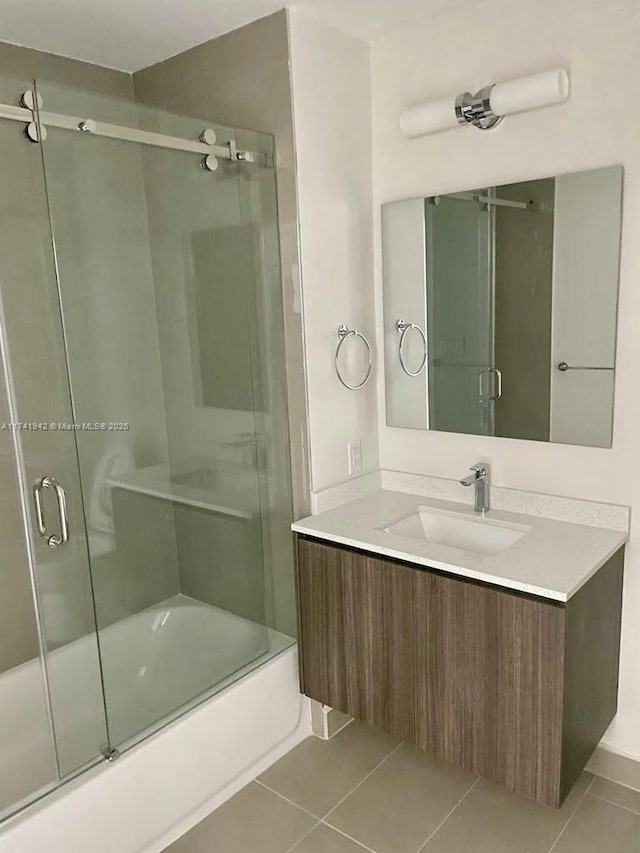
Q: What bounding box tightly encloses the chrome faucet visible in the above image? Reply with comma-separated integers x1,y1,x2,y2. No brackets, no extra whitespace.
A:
459,463,490,514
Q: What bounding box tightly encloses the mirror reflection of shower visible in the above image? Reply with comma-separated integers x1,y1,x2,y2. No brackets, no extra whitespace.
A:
382,165,623,448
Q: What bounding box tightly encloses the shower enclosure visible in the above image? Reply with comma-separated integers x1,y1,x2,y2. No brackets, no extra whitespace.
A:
0,76,296,820
425,192,495,436
425,182,554,439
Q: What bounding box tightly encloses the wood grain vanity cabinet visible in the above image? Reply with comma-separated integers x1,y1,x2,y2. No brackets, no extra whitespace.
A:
295,535,624,807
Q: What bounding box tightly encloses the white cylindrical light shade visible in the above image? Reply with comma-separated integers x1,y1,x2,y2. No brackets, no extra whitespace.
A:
399,96,459,138
489,68,569,117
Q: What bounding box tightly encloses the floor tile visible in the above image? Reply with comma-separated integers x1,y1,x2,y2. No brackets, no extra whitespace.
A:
552,795,640,853
588,748,640,792
326,742,477,853
290,823,372,852
590,777,640,813
258,721,400,817
422,772,591,853
163,781,315,853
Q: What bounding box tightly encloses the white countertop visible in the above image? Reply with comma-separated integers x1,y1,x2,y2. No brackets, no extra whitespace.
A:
291,489,628,602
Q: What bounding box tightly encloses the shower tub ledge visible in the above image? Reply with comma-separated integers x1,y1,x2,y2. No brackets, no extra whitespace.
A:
0,643,310,853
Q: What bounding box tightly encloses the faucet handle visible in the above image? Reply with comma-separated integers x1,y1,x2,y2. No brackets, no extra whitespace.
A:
460,464,482,486
470,462,489,477
459,462,490,488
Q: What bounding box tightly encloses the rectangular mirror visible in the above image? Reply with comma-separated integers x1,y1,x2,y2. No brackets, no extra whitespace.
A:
382,165,623,448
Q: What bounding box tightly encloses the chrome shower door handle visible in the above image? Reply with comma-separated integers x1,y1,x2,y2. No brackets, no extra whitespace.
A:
33,478,47,539
489,367,502,400
478,367,503,401
33,476,70,549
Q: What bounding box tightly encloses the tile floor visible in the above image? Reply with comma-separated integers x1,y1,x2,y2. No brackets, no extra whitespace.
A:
164,721,640,853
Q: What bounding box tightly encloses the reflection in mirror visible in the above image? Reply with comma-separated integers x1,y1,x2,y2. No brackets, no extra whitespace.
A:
382,166,623,448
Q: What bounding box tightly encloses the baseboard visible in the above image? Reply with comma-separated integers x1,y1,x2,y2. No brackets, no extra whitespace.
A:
587,746,640,792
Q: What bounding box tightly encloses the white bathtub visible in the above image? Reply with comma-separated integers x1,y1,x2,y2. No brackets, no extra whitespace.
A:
0,596,310,852
102,594,295,746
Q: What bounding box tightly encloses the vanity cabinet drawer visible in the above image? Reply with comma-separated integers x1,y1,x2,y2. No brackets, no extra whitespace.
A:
296,535,624,807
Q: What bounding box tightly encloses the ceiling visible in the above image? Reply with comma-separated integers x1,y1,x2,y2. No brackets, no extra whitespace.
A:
0,0,468,73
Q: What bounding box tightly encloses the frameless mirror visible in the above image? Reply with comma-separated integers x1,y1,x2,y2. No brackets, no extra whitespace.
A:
382,166,623,448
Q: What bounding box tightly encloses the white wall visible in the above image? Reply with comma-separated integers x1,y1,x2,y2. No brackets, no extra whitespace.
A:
288,10,378,492
371,0,640,757
381,199,429,430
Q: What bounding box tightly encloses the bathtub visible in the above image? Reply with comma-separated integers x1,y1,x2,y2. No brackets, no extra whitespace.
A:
0,596,310,852
106,595,294,739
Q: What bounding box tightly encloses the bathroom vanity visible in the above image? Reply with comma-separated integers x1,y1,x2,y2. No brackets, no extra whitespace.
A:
293,489,627,807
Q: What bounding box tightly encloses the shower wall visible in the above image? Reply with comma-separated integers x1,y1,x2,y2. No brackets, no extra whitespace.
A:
133,9,307,511
133,10,306,637
0,44,133,99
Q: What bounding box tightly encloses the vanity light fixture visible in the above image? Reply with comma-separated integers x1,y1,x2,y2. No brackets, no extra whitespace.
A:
399,68,569,137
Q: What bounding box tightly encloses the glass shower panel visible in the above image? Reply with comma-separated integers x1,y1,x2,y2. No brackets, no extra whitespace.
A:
0,299,58,816
138,114,270,675
235,142,297,640
35,82,293,749
426,194,494,435
0,78,108,790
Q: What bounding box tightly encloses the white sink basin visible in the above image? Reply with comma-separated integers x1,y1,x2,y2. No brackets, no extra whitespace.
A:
382,506,530,556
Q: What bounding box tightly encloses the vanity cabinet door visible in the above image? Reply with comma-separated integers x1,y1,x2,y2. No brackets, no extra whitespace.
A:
297,536,417,741
412,570,565,803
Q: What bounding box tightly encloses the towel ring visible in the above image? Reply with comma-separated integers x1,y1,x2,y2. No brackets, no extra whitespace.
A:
335,325,373,390
396,319,427,377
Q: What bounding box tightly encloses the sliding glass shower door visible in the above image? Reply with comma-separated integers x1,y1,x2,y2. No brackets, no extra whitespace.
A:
0,76,109,812
30,80,293,750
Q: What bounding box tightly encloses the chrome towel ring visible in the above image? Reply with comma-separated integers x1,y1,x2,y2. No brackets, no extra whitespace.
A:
335,324,373,390
396,319,427,377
